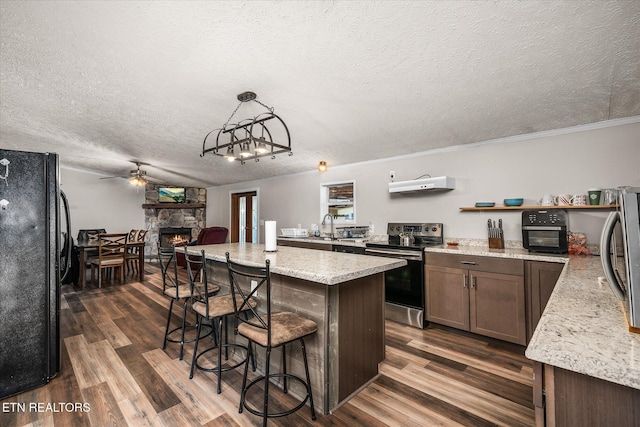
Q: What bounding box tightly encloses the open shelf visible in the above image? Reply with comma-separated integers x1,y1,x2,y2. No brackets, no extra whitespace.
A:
460,205,618,211
142,203,206,209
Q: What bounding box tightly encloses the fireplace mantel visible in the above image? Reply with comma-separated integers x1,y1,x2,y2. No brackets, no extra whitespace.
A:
142,203,205,209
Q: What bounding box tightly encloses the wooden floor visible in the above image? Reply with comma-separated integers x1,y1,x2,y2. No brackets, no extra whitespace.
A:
1,264,535,426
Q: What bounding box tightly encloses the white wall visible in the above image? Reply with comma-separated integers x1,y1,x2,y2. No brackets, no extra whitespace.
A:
60,168,145,239
206,119,640,247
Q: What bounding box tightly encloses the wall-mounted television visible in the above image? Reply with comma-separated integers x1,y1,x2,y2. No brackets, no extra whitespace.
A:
158,187,186,203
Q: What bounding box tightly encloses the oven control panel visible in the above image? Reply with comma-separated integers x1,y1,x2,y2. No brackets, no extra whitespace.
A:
522,210,568,226
387,222,443,238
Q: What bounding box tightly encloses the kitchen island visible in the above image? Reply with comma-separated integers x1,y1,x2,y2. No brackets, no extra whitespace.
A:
186,242,406,414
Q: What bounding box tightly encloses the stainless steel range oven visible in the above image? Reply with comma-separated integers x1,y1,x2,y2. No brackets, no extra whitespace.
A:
365,222,443,328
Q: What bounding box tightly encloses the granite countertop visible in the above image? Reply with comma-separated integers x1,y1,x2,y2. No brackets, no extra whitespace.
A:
424,244,640,390
188,242,405,285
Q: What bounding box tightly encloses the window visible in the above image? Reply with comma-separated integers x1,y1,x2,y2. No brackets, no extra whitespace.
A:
320,181,355,224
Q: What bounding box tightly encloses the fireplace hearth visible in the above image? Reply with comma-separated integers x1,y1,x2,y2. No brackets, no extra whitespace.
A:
159,227,192,248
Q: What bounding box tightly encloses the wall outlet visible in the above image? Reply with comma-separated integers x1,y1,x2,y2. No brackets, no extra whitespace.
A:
390,171,395,182
251,280,258,297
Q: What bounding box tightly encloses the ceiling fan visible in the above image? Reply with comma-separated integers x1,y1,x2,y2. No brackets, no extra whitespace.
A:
101,161,164,186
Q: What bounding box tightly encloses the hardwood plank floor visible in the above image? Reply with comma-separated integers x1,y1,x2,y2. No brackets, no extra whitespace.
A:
0,264,535,426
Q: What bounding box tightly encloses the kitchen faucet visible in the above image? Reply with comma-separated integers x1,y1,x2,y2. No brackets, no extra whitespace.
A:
322,213,335,239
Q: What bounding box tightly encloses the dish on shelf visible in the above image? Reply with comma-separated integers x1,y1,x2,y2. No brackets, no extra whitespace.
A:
475,201,496,207
447,242,459,246
503,198,524,206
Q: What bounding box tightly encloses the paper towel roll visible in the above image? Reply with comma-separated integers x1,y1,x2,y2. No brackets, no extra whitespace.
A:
265,220,277,252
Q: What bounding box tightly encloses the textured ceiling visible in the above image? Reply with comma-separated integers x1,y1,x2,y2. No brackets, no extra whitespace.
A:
1,1,639,187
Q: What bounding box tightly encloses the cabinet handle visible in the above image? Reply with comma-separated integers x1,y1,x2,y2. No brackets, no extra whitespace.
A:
471,275,477,289
460,260,477,265
463,275,468,288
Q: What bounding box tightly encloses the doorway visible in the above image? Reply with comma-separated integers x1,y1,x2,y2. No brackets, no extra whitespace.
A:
231,191,258,243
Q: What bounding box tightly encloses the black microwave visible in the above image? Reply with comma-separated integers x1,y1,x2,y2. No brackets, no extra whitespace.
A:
521,210,568,254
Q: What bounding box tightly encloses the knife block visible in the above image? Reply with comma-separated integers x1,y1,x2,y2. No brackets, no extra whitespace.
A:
488,235,504,249
489,228,504,249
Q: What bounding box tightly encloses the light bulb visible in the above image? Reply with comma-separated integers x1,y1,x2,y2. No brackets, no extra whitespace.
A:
255,138,268,154
240,142,252,158
223,145,236,161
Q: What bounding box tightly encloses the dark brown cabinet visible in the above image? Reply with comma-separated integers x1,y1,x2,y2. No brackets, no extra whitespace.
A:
534,362,640,426
526,261,564,341
425,265,470,330
425,253,526,345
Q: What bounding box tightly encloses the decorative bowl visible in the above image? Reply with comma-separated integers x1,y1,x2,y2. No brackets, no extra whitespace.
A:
474,201,495,207
504,198,524,206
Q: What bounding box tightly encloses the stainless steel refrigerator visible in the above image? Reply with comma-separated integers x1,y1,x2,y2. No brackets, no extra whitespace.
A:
0,148,72,399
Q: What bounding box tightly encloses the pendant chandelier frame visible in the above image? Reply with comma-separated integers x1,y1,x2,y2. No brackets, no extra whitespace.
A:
201,91,292,164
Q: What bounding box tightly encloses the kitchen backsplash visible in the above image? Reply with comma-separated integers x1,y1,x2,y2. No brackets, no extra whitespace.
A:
442,237,601,255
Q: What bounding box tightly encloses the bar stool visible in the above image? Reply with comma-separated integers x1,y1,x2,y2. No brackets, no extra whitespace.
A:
158,243,215,360
186,248,256,394
226,252,317,426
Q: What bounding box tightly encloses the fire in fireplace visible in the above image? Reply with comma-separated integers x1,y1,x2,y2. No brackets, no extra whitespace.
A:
159,227,192,247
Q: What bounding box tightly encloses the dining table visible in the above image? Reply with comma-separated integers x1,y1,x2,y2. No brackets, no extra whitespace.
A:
75,239,145,289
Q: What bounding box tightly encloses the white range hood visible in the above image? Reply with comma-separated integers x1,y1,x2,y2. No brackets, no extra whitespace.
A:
388,176,455,193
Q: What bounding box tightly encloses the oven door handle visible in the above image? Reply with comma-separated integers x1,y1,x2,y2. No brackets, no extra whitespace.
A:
364,248,423,261
522,225,564,231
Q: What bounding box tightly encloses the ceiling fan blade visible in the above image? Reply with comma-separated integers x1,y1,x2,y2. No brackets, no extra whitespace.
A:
99,160,170,185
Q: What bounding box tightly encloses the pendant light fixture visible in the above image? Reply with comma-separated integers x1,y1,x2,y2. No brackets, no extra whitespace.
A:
201,91,292,164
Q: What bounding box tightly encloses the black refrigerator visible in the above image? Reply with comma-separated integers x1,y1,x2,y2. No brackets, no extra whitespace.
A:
0,148,72,399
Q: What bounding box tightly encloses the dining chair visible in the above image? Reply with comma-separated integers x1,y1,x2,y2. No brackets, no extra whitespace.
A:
186,248,256,394
89,233,128,288
126,229,147,274
77,228,106,266
226,252,317,426
127,229,138,244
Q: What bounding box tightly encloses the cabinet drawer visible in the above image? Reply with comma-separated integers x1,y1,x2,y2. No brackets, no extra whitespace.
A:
426,252,524,276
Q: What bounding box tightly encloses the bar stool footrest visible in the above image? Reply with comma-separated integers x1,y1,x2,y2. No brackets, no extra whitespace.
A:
165,322,212,345
241,373,313,419
193,343,249,374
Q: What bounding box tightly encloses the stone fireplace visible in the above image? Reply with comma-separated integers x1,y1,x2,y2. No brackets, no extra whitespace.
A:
143,184,206,259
